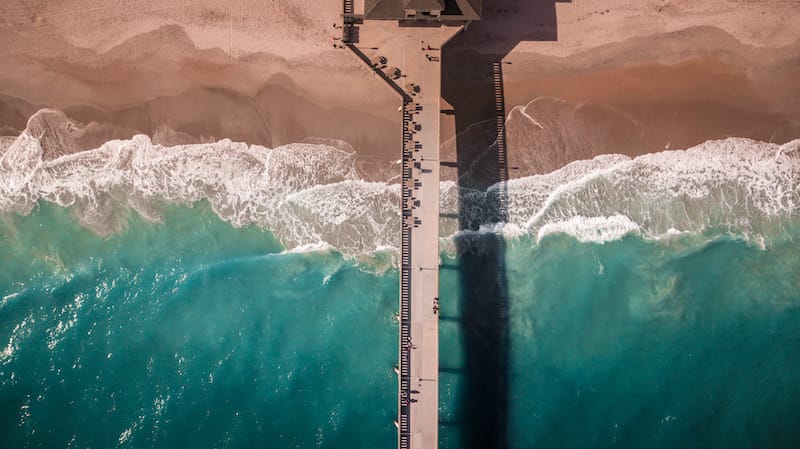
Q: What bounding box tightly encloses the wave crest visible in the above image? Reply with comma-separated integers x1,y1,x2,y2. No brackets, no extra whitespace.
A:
2,110,799,254
512,138,800,242
440,138,800,246
1,111,399,254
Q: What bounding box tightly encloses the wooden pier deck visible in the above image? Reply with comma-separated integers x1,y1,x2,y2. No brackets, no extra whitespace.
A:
341,5,461,449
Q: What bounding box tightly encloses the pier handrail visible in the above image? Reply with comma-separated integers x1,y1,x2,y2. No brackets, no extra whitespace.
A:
345,43,413,102
398,100,414,449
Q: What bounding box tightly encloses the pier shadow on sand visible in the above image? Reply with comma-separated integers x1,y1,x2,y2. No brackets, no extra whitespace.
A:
440,1,567,448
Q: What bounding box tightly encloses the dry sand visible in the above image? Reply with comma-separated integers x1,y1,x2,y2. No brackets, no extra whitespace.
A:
1,0,799,180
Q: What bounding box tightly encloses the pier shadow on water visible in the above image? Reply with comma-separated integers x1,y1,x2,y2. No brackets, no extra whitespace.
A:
440,2,566,448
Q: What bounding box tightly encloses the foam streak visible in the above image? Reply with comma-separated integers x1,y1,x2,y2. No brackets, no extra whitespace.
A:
2,110,799,253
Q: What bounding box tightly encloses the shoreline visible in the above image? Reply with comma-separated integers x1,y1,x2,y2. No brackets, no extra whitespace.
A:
1,2,800,182
2,119,798,254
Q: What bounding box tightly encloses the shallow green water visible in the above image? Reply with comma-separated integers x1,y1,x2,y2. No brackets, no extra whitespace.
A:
1,203,799,448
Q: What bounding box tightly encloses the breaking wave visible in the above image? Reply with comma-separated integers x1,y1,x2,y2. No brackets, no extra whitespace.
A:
2,110,799,255
501,138,800,245
440,137,800,247
0,110,401,255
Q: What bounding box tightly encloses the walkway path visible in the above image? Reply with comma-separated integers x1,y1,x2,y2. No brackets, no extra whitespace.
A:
341,8,461,449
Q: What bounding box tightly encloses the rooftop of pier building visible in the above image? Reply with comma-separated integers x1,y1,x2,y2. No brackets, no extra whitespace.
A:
364,0,481,21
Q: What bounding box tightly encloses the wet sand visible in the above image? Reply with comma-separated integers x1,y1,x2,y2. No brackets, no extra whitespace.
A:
1,0,799,181
497,26,800,176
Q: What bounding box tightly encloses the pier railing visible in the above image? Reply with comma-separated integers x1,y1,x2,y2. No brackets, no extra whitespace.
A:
491,61,508,192
398,100,414,449
491,60,509,319
339,1,430,445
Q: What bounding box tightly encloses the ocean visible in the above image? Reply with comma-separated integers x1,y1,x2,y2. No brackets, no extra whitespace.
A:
1,110,799,448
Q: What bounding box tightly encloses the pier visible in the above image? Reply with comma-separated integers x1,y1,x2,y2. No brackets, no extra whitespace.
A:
340,2,476,449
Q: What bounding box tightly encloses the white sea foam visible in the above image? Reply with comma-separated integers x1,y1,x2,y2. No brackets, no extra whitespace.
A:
505,138,800,244
1,317,32,365
1,110,799,254
280,241,336,255
536,215,641,243
1,111,401,255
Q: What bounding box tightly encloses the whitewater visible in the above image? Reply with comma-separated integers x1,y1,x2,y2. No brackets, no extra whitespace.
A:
3,109,800,449
2,110,799,255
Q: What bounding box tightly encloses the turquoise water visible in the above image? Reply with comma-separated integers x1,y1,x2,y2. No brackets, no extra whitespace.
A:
2,203,800,448
0,203,397,448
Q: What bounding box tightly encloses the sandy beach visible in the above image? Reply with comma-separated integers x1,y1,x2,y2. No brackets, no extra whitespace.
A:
1,0,799,180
